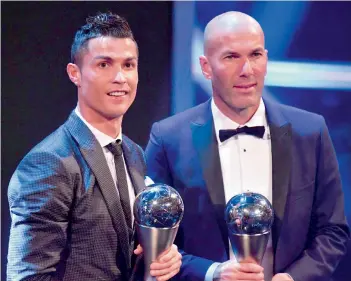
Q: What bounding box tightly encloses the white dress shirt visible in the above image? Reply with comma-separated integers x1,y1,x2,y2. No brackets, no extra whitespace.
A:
205,98,274,281
75,106,136,224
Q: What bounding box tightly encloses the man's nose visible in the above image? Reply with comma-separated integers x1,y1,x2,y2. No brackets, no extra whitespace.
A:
114,70,127,83
240,59,254,76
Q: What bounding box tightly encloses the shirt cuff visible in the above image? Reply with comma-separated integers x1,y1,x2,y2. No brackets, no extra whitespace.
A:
204,262,220,281
144,176,155,186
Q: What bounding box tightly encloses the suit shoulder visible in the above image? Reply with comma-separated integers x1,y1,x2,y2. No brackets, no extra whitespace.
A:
280,103,324,123
8,124,77,201
16,124,79,175
153,100,210,132
28,124,73,157
275,103,327,135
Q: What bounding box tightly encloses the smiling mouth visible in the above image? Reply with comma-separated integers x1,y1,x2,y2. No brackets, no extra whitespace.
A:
107,91,128,97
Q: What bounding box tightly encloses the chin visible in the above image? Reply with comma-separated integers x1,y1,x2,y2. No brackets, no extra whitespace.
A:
108,105,131,117
230,98,256,109
100,108,124,120
241,95,260,107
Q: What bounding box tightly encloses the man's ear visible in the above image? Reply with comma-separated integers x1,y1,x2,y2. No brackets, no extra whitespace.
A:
66,63,81,87
264,49,268,77
199,55,212,80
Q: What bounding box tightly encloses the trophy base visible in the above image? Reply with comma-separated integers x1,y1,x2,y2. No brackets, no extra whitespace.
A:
135,223,179,281
229,231,270,264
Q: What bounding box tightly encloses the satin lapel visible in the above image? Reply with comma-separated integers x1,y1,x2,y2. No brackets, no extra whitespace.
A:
264,98,292,271
64,112,131,271
191,101,229,257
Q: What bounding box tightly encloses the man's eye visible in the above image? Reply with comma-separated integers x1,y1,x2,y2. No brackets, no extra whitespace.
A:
224,54,239,60
99,62,109,68
253,52,262,57
125,62,135,68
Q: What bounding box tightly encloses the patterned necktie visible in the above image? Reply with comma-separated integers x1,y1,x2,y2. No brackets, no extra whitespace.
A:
219,126,265,142
106,141,132,231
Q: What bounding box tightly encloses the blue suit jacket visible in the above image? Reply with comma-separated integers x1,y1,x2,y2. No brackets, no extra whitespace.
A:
145,98,349,281
7,112,146,281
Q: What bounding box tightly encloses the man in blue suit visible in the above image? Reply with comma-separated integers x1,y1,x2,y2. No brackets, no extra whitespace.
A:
145,11,349,281
7,12,181,281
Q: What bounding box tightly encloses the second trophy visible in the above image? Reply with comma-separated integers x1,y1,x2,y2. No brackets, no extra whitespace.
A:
225,192,274,264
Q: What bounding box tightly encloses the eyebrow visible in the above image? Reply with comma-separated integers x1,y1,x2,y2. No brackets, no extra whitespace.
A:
92,55,138,62
223,47,265,56
250,47,265,53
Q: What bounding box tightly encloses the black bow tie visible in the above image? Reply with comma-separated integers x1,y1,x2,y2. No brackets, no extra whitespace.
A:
219,126,265,142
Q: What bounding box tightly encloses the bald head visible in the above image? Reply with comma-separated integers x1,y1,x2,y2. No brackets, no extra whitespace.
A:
204,11,264,55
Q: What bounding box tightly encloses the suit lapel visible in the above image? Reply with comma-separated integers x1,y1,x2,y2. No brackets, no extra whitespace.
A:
264,98,292,271
191,100,229,257
122,137,146,197
64,112,132,272
121,136,147,272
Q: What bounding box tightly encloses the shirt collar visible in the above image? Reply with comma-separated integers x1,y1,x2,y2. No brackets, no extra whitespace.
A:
74,105,122,148
211,98,268,144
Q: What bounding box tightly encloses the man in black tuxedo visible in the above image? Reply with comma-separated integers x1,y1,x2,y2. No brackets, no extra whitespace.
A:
145,11,349,281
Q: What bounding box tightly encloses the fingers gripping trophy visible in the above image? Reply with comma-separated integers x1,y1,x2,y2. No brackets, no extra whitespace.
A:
225,192,274,264
133,183,184,281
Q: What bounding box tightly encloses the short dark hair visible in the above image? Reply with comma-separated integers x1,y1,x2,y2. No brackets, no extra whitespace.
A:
71,12,137,66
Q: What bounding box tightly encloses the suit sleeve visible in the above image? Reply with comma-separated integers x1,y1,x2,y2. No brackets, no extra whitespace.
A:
285,117,350,281
145,122,174,185
7,150,74,281
145,122,216,281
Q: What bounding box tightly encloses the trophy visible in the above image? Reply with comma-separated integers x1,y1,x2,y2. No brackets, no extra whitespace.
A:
225,192,274,264
133,183,184,281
